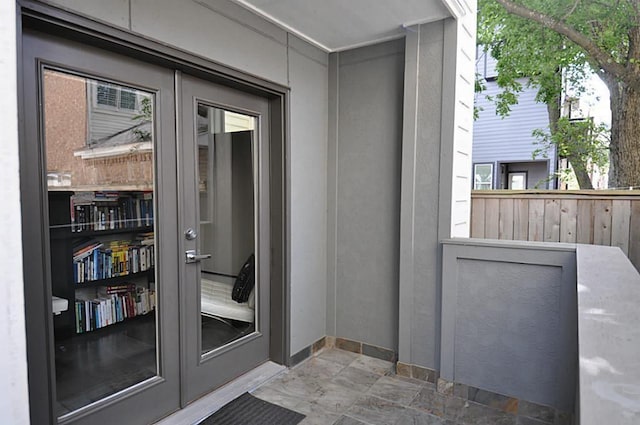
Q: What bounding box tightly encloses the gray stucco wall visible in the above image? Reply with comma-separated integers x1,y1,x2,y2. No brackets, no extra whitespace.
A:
40,0,329,356
398,20,448,371
441,239,578,412
326,39,405,351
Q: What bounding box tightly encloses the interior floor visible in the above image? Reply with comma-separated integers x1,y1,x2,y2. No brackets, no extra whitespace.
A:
54,313,253,417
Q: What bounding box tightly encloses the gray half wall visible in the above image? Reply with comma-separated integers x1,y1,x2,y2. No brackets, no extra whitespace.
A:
441,239,578,412
327,39,405,351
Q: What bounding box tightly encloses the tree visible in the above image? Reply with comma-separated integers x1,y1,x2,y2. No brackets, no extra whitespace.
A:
478,0,640,189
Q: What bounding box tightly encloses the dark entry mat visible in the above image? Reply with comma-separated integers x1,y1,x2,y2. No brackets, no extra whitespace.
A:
198,392,305,425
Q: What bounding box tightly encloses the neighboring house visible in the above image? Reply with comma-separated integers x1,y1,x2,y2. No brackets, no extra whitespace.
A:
473,48,558,190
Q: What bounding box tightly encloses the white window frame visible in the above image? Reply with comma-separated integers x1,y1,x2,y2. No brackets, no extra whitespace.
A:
474,163,494,190
94,82,139,112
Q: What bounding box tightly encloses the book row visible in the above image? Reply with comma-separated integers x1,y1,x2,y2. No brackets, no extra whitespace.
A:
75,284,156,334
70,191,154,233
73,239,155,284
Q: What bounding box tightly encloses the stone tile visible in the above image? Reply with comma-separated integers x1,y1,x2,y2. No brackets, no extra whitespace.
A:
468,387,519,414
295,400,341,425
453,383,468,399
313,381,363,414
410,387,447,417
437,378,454,396
331,366,381,393
554,411,572,425
449,400,516,425
263,371,326,402
318,348,361,367
396,362,412,378
293,356,347,381
412,364,437,383
517,416,551,425
350,355,394,376
362,343,396,362
346,395,408,425
368,375,423,405
334,415,368,425
291,346,312,366
518,400,555,423
313,337,326,354
325,336,336,349
396,407,452,425
250,385,301,410
336,338,362,354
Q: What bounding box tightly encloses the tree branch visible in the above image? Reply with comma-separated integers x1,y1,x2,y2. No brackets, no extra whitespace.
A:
562,0,580,21
495,0,638,87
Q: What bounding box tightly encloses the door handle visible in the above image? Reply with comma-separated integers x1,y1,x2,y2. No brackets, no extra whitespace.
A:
185,249,212,263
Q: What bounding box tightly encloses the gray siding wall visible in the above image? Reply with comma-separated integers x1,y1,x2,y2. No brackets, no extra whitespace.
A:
441,239,577,412
326,39,405,351
41,0,329,356
398,20,447,370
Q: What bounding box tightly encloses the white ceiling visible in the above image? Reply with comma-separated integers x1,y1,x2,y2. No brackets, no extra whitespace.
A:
230,0,455,52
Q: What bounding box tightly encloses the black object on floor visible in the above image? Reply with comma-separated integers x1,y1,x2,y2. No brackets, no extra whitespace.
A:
198,392,305,425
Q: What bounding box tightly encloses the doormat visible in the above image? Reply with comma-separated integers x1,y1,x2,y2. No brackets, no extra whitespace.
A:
198,392,305,425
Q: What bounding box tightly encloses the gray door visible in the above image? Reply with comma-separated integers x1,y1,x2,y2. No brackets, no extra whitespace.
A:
21,30,181,424
179,74,271,403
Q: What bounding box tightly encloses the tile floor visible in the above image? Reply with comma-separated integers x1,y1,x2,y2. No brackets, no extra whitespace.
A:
251,348,524,425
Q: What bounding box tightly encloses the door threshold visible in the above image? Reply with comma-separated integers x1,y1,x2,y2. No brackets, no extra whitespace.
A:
154,361,286,425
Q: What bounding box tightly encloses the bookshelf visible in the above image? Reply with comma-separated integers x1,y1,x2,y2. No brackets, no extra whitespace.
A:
48,190,156,337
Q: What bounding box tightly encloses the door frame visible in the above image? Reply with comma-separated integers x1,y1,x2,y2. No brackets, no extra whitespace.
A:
17,2,290,424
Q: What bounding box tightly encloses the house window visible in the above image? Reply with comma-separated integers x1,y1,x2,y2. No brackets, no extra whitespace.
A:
474,163,493,190
96,83,138,111
508,172,527,190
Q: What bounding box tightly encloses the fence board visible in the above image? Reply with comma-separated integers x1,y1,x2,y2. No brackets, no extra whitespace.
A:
544,199,561,242
471,191,640,271
471,197,485,238
593,200,613,246
576,200,594,244
560,199,578,243
629,201,640,271
611,200,631,255
484,198,500,239
528,199,545,242
499,199,514,240
513,198,529,241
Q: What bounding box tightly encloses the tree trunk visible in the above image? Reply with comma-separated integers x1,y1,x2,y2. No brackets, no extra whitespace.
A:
607,79,640,189
546,96,594,189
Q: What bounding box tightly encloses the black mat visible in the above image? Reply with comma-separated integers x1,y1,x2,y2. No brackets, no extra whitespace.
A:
199,392,305,425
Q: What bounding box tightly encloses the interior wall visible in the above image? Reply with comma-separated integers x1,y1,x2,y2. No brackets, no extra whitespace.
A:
37,0,329,356
0,0,31,422
327,39,405,351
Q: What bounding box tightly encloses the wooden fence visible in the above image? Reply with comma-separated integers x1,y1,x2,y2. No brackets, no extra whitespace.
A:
470,190,640,270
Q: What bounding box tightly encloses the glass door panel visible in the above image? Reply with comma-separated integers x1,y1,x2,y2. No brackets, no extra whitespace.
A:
43,69,159,417
180,74,270,403
197,106,257,355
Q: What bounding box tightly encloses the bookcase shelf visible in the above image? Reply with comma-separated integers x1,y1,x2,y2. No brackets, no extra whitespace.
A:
48,190,156,337
74,269,154,289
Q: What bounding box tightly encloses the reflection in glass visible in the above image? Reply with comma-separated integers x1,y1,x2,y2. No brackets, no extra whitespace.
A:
196,105,257,355
43,69,158,417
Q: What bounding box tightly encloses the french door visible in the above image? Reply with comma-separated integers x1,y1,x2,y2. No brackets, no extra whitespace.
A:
22,28,272,425
179,74,270,403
